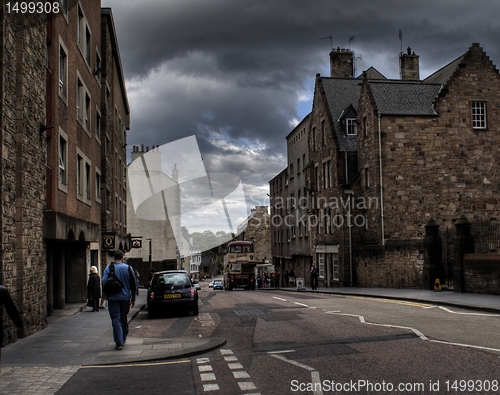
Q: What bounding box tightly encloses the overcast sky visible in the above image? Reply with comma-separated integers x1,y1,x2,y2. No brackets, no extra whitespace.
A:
101,0,500,216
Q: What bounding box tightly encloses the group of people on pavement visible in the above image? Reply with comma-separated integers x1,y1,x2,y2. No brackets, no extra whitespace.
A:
271,266,318,289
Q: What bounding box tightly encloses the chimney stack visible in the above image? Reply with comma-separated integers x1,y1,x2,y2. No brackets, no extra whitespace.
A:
399,47,420,81
329,48,354,78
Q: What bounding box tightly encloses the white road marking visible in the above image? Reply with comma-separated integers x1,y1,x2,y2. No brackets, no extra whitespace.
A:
228,362,244,370
197,358,210,364
200,373,216,381
294,302,309,307
219,349,233,355
224,356,238,362
273,297,288,301
233,371,250,379
267,350,296,354
203,383,219,391
270,354,315,371
270,353,322,395
429,339,500,353
436,306,500,317
238,382,257,391
198,365,213,372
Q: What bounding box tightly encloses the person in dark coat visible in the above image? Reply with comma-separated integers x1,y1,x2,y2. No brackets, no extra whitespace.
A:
0,284,23,359
284,270,290,288
310,264,318,290
87,266,101,312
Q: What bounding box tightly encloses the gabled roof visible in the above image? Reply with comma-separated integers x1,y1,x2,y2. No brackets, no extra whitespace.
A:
367,80,441,115
321,78,362,151
423,54,465,85
358,67,386,80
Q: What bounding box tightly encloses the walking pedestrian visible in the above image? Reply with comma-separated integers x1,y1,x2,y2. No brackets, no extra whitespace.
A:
87,266,101,312
310,264,318,290
274,269,280,289
101,250,137,350
284,270,290,288
0,285,23,361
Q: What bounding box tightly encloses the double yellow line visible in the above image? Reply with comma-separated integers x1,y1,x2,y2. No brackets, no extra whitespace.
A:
346,296,433,308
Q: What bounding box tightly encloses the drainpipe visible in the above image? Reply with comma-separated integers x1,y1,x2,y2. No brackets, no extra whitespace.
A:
377,113,385,245
344,189,354,286
345,153,348,184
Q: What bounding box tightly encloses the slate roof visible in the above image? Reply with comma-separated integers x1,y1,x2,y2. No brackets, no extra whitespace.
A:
368,81,442,116
423,54,465,85
321,78,362,152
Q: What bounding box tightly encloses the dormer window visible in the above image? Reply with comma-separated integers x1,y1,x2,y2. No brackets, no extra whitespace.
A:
346,118,357,135
338,104,358,136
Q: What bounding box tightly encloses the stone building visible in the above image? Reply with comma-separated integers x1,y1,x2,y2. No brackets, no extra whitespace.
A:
354,43,500,288
0,12,48,344
236,206,271,264
270,115,312,282
44,3,129,312
302,43,500,289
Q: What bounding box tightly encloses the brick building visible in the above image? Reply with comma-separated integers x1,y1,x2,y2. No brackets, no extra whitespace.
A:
272,43,500,290
100,8,130,263
1,3,129,345
0,12,48,344
44,3,129,312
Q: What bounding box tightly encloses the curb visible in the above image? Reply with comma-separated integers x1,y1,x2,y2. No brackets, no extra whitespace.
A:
279,288,500,315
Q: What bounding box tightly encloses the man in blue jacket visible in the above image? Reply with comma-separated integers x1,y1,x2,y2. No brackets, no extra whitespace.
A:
102,250,136,350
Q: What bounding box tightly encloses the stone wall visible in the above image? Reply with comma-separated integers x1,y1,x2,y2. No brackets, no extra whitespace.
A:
356,241,424,288
1,13,48,345
244,206,271,263
463,254,500,295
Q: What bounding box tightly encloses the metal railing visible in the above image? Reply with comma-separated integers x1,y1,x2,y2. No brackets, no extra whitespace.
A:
472,220,500,253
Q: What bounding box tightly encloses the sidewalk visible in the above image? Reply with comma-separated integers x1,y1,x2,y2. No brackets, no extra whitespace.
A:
1,290,224,368
274,286,500,314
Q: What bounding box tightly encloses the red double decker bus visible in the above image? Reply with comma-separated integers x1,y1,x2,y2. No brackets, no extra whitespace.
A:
223,241,256,291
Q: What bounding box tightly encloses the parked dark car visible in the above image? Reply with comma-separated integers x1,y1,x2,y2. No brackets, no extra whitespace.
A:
147,270,199,318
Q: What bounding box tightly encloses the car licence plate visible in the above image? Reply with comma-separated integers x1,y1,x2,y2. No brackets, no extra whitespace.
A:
164,294,181,299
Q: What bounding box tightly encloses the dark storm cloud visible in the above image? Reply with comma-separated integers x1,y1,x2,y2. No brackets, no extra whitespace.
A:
102,0,500,209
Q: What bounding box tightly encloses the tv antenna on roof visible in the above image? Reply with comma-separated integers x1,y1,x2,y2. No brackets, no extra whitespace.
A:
348,35,355,49
320,35,333,49
348,36,362,77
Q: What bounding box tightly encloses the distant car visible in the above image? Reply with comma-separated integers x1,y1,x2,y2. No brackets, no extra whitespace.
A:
212,280,223,290
147,270,199,318
192,280,201,291
209,281,214,288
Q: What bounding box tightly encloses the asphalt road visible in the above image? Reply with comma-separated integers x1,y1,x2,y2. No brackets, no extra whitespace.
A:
56,285,500,394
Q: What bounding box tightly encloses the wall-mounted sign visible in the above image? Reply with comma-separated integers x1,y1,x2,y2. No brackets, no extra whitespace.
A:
131,237,142,249
102,233,116,249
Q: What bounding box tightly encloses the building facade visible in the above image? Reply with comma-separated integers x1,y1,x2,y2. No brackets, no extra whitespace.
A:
44,3,129,312
303,43,500,289
270,116,313,283
1,11,48,344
